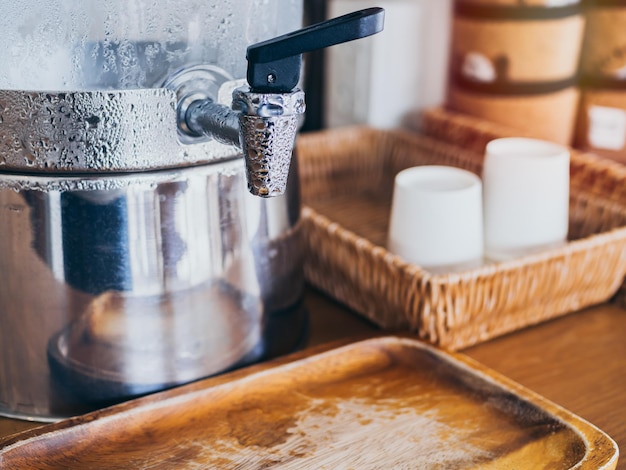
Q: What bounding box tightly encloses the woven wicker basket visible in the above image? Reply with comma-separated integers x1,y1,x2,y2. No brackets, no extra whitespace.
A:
297,119,626,350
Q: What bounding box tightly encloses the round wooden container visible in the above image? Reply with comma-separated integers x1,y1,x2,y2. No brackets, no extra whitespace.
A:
448,85,580,145
447,0,584,145
580,2,626,81
575,2,626,162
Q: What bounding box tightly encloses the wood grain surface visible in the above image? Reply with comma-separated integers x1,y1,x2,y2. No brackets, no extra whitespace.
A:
0,335,616,469
0,287,624,468
306,288,626,470
466,302,626,469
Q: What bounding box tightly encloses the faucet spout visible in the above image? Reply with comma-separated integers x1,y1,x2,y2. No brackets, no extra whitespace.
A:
185,87,305,198
233,87,305,198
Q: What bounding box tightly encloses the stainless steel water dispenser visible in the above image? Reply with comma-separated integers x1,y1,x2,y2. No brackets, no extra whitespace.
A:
0,1,384,421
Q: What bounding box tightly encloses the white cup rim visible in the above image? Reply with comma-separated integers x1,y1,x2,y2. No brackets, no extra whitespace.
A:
486,138,569,161
395,165,481,193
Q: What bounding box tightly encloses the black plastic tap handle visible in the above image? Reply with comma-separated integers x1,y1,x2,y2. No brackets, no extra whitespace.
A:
246,7,385,93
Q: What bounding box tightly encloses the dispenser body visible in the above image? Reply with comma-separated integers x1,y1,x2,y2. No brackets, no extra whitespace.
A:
0,0,305,420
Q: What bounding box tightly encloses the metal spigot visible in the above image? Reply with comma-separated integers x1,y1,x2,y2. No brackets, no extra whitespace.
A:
169,7,385,197
182,86,306,197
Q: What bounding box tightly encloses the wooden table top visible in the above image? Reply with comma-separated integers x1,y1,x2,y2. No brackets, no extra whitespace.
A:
2,286,625,468
307,288,626,470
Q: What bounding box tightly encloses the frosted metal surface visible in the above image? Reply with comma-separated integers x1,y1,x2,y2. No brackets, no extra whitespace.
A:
0,1,304,171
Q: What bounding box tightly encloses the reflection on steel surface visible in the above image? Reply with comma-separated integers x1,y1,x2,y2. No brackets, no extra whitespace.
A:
0,158,305,420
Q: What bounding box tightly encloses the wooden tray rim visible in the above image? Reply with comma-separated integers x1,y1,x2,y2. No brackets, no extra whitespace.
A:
0,336,618,469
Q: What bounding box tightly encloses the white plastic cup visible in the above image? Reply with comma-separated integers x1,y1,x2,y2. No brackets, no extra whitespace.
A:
483,137,570,261
387,165,484,272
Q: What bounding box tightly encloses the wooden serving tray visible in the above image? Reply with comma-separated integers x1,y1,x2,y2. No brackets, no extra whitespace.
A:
0,337,618,469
